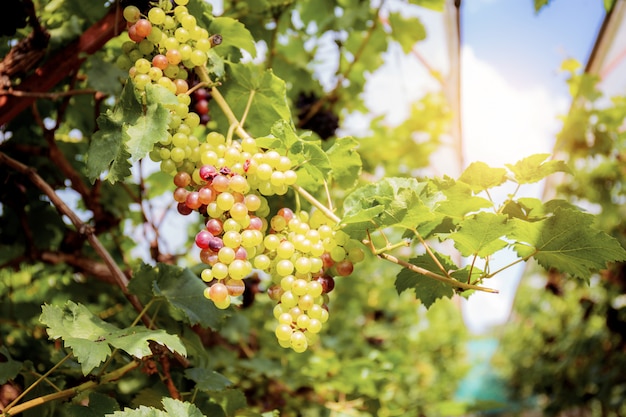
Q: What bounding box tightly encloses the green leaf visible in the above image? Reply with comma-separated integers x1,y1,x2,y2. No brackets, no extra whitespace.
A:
0,346,23,384
268,119,300,151
395,254,458,308
126,84,176,163
162,398,206,417
65,392,120,417
449,212,513,257
86,80,141,183
506,153,571,184
208,17,257,59
107,405,163,417
290,139,331,189
533,0,553,12
209,389,248,417
209,63,291,138
341,178,435,239
434,180,492,219
458,161,508,193
388,12,426,53
40,301,186,374
509,207,626,279
560,58,581,73
106,398,206,417
326,137,363,189
145,170,175,198
409,0,446,11
185,367,232,391
129,263,230,330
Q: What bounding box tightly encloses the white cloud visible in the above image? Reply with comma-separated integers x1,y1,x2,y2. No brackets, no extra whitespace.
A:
461,46,568,168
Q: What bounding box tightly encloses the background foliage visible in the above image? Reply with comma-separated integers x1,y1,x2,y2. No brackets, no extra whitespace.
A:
1,1,625,416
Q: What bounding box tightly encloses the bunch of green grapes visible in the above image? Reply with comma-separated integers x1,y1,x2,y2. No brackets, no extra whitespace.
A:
170,130,364,351
120,1,221,176
120,0,217,93
262,209,364,352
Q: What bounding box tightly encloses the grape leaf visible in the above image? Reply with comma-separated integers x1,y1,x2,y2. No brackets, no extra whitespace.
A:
65,392,120,417
106,398,206,417
40,301,187,375
388,12,426,54
409,0,446,11
458,161,508,193
209,63,291,138
209,389,248,417
604,0,616,11
129,263,230,330
509,207,626,279
262,119,299,152
433,179,492,219
533,0,553,12
327,137,362,189
86,80,141,183
341,178,435,239
290,139,331,189
395,253,458,308
506,153,571,184
0,346,22,384
208,17,257,60
162,398,206,417
449,212,513,257
126,84,176,163
145,170,175,198
185,367,232,391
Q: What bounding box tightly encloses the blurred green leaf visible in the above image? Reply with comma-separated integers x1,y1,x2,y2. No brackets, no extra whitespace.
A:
506,153,571,184
129,263,230,330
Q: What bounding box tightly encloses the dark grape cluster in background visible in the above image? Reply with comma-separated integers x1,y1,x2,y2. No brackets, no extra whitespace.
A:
189,77,211,126
296,92,339,140
0,0,30,37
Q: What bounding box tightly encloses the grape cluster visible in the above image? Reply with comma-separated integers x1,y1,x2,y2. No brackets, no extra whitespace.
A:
120,2,364,352
120,1,222,175
188,76,213,126
296,92,340,140
169,130,364,351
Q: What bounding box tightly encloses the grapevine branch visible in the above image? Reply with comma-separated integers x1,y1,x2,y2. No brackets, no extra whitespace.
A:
194,66,498,294
0,7,126,126
0,152,149,318
0,360,140,417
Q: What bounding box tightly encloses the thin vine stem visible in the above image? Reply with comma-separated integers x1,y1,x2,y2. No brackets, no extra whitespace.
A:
411,228,449,277
1,360,140,417
376,251,499,294
483,253,534,280
3,353,72,414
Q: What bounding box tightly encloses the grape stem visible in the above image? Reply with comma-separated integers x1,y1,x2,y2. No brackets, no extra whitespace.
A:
377,251,498,293
194,66,252,140
366,230,498,293
411,228,449,277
